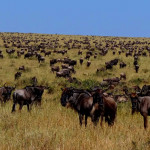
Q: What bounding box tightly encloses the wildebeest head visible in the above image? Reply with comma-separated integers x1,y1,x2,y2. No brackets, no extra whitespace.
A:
60,87,74,107
2,84,16,101
90,89,104,125
130,93,139,114
92,89,104,106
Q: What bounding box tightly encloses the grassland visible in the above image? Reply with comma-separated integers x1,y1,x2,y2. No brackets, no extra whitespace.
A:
0,33,150,150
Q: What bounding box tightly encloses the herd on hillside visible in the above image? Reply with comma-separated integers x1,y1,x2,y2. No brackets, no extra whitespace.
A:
0,33,150,129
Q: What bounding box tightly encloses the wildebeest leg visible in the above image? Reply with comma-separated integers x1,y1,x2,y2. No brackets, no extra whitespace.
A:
19,104,23,112
143,115,148,129
85,115,88,127
11,103,16,112
0,97,4,106
109,112,116,126
100,115,103,127
79,113,83,126
105,114,109,123
132,109,136,115
27,104,30,112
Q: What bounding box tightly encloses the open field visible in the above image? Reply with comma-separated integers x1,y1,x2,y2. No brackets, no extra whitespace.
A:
0,32,150,149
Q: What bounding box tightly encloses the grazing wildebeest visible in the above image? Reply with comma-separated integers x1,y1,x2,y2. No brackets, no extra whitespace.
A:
45,51,51,56
90,89,117,126
135,65,139,73
38,55,45,63
12,86,45,112
51,66,60,73
69,60,77,66
79,58,83,65
19,66,25,71
50,59,57,66
87,61,91,67
120,62,126,68
0,84,16,103
56,69,71,78
60,87,95,127
78,51,82,55
15,72,22,80
85,54,90,60
24,52,33,59
120,73,126,80
113,51,116,55
130,93,150,129
105,63,113,70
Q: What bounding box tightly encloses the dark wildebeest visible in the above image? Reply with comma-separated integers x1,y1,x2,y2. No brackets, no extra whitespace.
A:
78,51,82,55
79,58,83,65
130,93,150,129
90,89,117,126
60,87,95,127
24,52,33,59
12,86,45,112
45,51,51,56
87,61,91,67
85,54,90,60
0,84,16,103
56,69,71,78
38,55,45,63
120,73,126,80
120,62,126,68
50,59,57,66
135,65,139,73
15,72,22,80
51,66,60,73
19,66,25,71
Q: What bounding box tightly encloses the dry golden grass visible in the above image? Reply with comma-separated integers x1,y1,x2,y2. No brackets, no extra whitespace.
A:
0,32,150,149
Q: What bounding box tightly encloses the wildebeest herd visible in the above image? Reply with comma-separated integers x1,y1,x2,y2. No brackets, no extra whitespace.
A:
0,33,150,129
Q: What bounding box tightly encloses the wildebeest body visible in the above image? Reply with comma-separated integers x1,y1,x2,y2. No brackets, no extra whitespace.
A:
12,86,45,112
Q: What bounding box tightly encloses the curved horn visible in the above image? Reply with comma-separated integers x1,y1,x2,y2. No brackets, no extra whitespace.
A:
4,83,6,87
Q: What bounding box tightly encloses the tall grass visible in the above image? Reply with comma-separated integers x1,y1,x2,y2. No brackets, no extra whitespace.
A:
0,33,150,149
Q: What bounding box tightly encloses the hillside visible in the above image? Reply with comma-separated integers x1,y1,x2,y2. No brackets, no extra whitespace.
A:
0,32,150,150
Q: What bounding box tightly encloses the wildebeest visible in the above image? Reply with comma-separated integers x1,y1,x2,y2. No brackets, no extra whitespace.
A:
130,93,150,129
0,84,16,103
24,52,33,59
135,65,139,73
120,73,126,80
50,59,57,66
15,72,22,80
56,69,71,78
78,51,82,55
51,66,60,73
45,51,51,56
60,87,94,127
19,66,25,71
87,61,91,67
90,89,117,126
120,62,126,68
12,86,45,112
38,55,45,63
6,49,15,55
79,58,83,65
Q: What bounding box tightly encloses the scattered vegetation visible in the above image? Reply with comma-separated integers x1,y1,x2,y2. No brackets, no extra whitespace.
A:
0,32,150,149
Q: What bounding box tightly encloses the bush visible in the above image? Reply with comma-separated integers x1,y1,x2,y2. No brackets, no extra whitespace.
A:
129,78,145,85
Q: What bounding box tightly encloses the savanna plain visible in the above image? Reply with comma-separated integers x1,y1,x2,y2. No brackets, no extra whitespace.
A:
0,33,150,150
